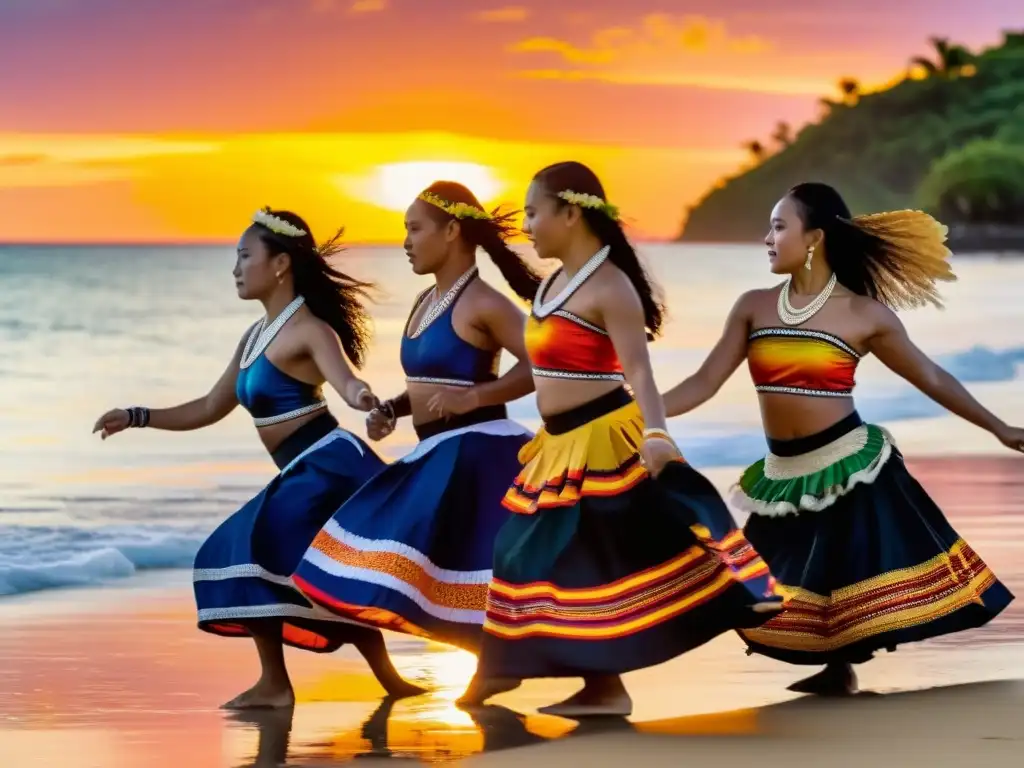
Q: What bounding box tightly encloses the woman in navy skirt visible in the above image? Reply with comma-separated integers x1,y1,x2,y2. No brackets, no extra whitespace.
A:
663,183,1020,695
93,209,422,708
293,182,537,653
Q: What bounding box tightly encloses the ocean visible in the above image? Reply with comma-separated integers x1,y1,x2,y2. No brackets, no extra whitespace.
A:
2,243,1023,599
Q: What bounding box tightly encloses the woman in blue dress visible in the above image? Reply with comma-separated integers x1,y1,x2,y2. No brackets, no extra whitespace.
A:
292,181,538,654
93,208,422,708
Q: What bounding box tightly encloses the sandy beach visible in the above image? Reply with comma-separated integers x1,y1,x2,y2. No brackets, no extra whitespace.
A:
1,453,1022,767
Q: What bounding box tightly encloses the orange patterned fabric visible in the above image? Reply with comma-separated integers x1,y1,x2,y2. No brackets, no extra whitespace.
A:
747,327,859,397
525,312,623,379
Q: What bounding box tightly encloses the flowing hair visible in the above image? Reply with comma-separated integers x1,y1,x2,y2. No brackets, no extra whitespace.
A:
787,183,956,310
252,208,374,368
533,161,665,337
418,181,542,302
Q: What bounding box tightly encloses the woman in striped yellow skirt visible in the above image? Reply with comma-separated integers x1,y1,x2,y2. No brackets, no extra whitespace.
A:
458,161,782,717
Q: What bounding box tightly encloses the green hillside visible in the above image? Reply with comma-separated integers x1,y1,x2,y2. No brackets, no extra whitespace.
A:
679,32,1024,242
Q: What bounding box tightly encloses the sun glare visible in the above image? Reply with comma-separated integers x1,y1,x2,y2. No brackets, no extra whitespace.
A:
344,161,504,213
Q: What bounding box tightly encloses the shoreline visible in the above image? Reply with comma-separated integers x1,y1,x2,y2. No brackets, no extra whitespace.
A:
1,577,1022,767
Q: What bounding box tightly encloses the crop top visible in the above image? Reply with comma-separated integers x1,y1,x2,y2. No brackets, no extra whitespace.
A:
525,245,624,382
747,327,860,398
400,267,501,387
235,297,328,426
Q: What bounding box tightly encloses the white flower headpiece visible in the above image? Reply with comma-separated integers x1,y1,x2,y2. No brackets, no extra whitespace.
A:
557,190,619,219
252,208,307,237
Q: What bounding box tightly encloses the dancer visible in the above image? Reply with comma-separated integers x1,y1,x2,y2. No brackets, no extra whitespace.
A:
292,182,538,651
663,183,1019,695
93,209,422,708
459,162,782,717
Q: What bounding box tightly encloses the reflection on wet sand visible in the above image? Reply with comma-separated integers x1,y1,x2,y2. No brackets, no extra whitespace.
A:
231,695,637,766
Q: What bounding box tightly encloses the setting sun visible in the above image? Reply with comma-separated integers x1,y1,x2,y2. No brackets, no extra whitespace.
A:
339,161,504,213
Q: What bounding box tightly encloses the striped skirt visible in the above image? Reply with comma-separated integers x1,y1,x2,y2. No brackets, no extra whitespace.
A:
477,387,782,679
192,413,387,651
293,406,533,651
734,410,1014,665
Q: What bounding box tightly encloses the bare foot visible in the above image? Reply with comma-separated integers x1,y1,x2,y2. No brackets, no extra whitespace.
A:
456,676,522,707
382,679,429,700
787,663,858,696
221,680,296,710
538,687,633,718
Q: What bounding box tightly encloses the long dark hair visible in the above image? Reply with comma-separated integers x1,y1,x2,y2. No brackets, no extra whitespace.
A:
253,208,374,368
533,161,665,337
419,181,541,302
787,183,956,310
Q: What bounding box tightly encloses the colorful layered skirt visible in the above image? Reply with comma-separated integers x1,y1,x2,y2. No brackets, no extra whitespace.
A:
476,387,782,679
193,412,387,651
734,410,1014,665
293,406,533,651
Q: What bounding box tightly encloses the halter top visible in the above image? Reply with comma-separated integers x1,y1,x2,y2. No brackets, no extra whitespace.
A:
400,268,501,388
525,246,624,382
235,298,328,427
747,327,860,398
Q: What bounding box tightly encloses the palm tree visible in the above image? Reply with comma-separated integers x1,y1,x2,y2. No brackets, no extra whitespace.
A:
743,139,766,163
838,77,860,105
771,121,794,148
909,36,974,77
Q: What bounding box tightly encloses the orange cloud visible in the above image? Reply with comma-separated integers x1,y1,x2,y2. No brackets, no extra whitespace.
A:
474,6,530,23
506,14,791,92
515,68,828,96
350,0,387,12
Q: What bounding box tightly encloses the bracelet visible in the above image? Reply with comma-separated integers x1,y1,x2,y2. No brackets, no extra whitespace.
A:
643,428,674,443
126,406,150,428
384,393,412,419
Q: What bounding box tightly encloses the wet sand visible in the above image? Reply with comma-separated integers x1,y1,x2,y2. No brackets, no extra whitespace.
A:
1,455,1022,767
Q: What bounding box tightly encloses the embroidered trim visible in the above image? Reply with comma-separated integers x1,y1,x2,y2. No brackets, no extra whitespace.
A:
405,376,475,388
197,603,361,624
754,384,853,398
253,400,327,427
532,367,625,381
748,327,861,359
730,427,896,517
532,246,609,318
552,309,609,335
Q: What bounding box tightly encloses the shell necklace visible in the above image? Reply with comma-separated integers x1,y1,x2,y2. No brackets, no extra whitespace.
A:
240,295,305,369
533,245,610,318
409,265,478,338
777,272,837,326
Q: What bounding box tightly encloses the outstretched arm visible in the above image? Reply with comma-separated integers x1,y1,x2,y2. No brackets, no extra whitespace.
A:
306,323,376,412
663,292,755,417
93,326,248,439
868,304,1024,451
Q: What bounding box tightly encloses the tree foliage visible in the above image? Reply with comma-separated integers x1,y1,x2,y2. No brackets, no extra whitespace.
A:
918,139,1024,223
681,31,1024,241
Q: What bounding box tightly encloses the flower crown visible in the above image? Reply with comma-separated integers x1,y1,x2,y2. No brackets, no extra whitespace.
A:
557,190,619,220
252,208,307,237
418,191,492,221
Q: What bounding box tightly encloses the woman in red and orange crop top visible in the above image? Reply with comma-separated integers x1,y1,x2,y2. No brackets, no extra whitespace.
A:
459,161,782,717
664,183,1021,696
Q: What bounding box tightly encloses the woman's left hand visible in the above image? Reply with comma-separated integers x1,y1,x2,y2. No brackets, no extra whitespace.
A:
641,437,681,478
427,389,480,419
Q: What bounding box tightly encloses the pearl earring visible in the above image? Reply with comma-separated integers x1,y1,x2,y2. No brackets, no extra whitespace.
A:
804,246,814,271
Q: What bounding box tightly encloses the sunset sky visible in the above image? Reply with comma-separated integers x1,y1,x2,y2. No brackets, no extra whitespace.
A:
1,0,1020,243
